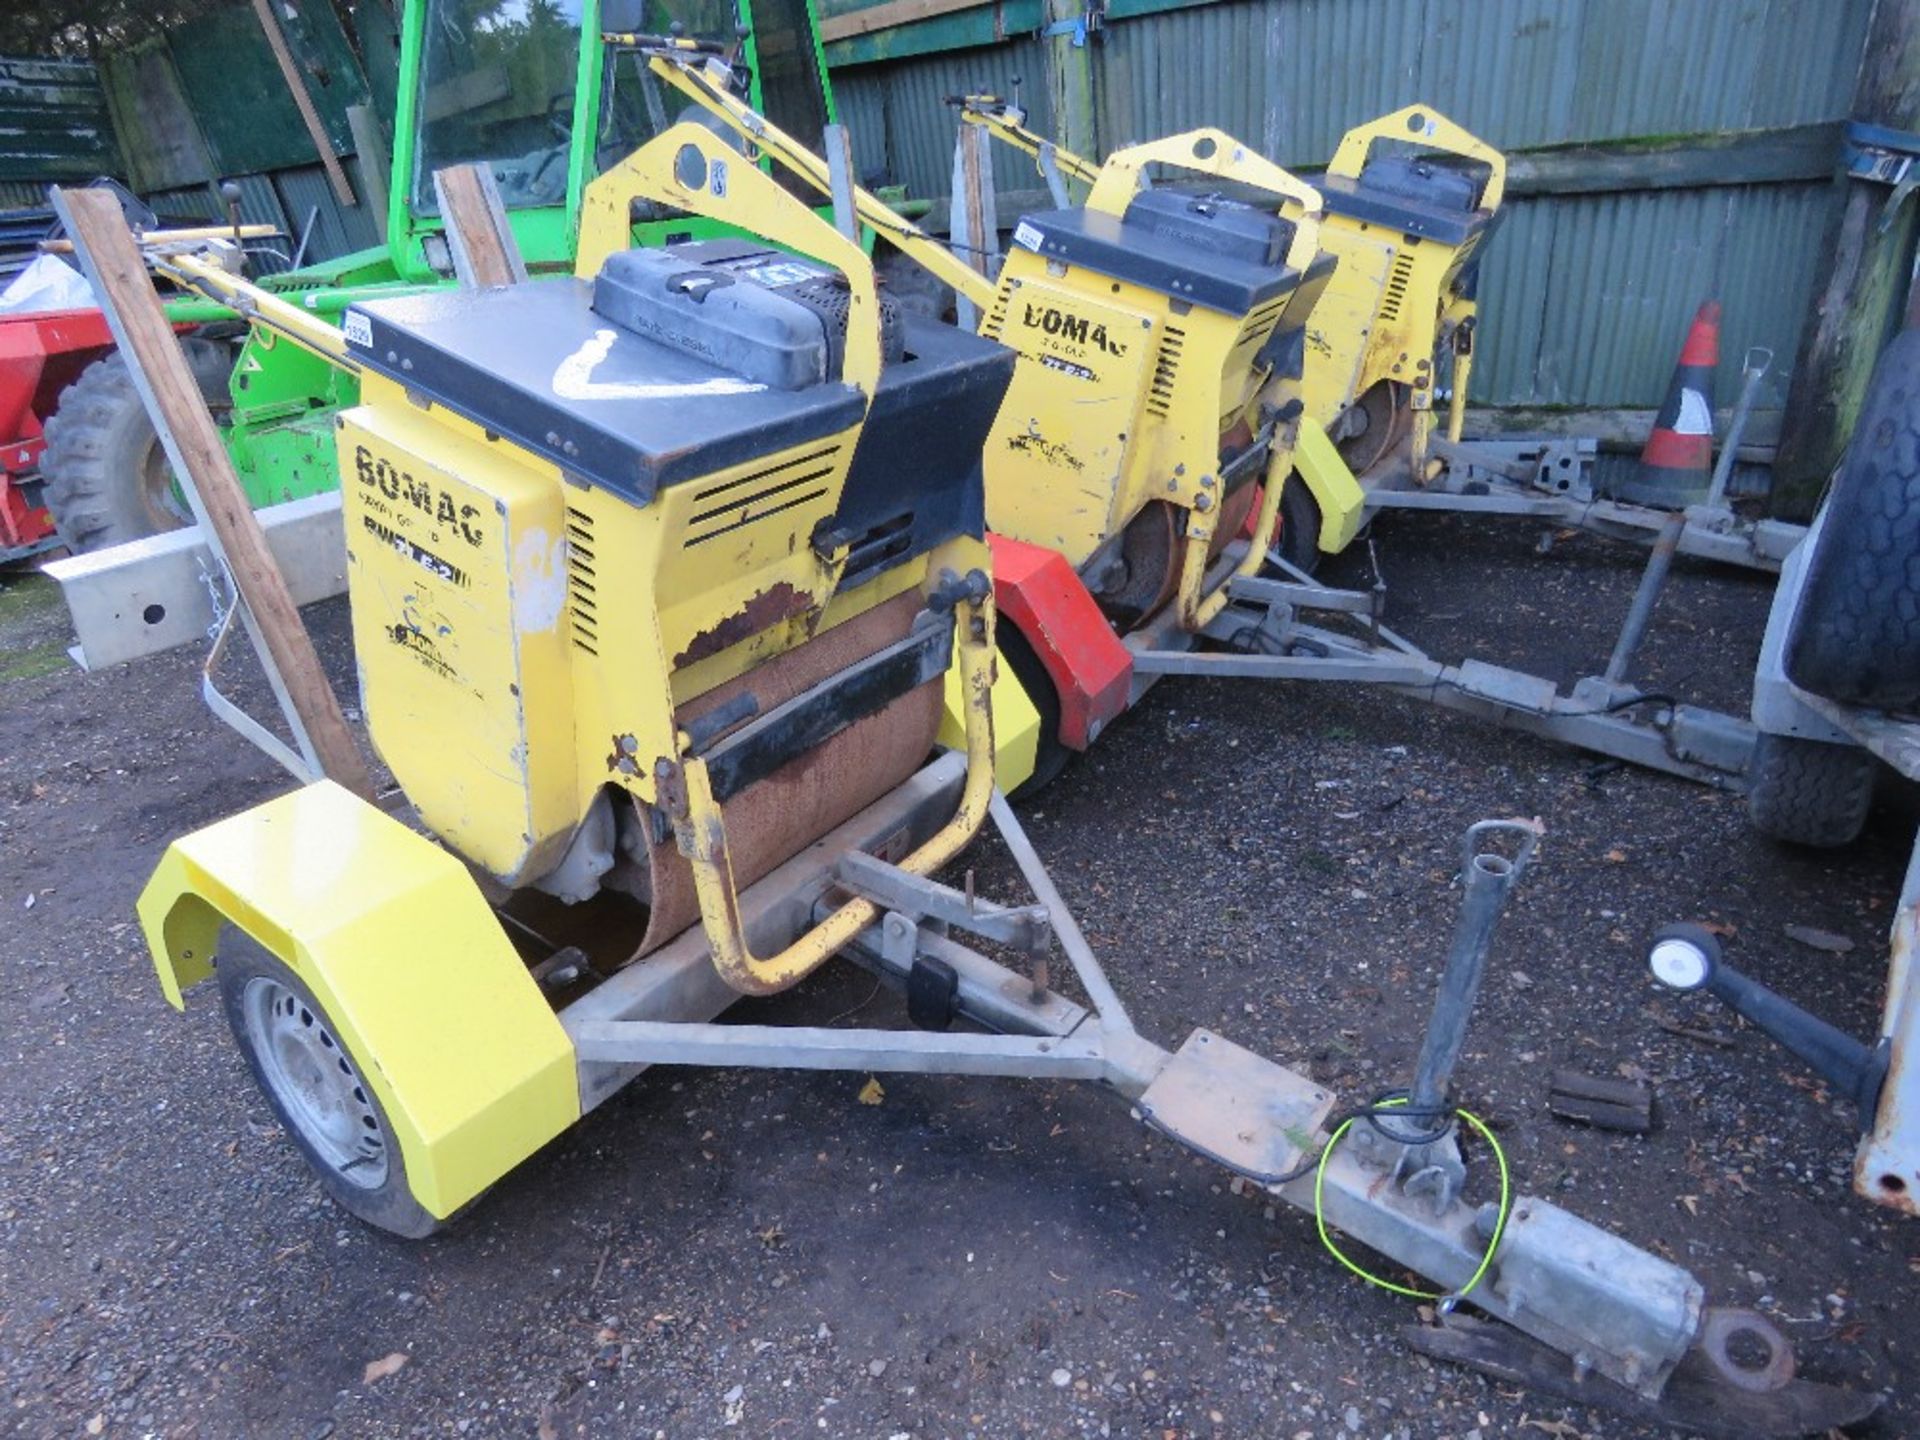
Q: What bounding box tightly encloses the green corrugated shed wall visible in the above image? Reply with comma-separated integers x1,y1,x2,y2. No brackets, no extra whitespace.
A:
0,56,123,185
827,0,1878,412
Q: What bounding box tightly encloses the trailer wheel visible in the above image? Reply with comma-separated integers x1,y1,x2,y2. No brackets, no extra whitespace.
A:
40,337,233,553
997,621,1074,796
218,938,444,1238
1272,472,1323,574
1783,328,1920,708
1745,732,1876,849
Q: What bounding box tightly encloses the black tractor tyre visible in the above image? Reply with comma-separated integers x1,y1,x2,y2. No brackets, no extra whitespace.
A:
40,337,233,553
1783,328,1920,709
875,247,952,323
217,936,446,1239
1272,472,1324,574
1745,731,1877,849
996,620,1075,797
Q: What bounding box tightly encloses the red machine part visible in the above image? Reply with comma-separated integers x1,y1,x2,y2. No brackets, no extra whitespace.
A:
988,532,1133,751
0,306,116,557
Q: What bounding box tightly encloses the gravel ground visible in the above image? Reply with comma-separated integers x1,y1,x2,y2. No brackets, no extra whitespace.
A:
2,511,1916,1440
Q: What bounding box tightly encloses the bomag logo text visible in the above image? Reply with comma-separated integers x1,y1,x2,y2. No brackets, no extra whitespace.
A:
354,444,485,548
1021,302,1127,356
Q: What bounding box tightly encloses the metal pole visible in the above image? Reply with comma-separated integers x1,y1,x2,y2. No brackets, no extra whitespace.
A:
824,124,859,243
1383,819,1541,1139
1602,348,1770,685
1603,509,1686,685
1703,346,1774,511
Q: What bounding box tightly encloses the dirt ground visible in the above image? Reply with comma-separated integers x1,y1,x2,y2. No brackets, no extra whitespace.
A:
2,511,1916,1440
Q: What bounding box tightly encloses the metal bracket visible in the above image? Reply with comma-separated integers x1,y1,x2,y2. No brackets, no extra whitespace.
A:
837,850,1054,955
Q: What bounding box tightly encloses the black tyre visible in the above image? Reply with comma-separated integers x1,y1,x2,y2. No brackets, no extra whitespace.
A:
875,246,951,323
996,620,1074,797
1745,731,1876,849
1783,328,1920,709
1272,471,1324,574
217,936,443,1238
40,337,233,553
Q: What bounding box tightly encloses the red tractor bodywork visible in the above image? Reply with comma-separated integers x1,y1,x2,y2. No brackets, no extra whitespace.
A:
0,306,116,561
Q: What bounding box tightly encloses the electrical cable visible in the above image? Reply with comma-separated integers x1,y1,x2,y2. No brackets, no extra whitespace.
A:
1310,1095,1512,1302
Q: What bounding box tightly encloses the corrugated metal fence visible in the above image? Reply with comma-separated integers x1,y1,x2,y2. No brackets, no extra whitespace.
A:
830,0,1876,412
0,55,120,195
1,0,398,265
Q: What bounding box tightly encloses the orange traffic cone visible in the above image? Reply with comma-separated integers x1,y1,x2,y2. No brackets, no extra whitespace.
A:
1612,300,1720,508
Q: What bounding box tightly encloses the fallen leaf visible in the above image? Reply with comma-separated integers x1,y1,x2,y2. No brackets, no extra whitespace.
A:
1679,1194,1699,1217
1602,848,1627,863
537,1410,559,1440
857,1077,885,1106
1784,924,1854,954
363,1351,410,1384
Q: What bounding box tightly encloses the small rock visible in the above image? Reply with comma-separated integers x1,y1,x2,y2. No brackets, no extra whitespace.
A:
1050,1368,1072,1389
868,1359,888,1378
1785,924,1853,954
1508,970,1533,990
1345,1405,1363,1432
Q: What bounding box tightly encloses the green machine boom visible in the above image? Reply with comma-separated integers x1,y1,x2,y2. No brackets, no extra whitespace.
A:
42,0,848,552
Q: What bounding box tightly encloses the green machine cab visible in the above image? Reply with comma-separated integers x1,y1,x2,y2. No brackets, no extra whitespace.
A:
42,0,847,553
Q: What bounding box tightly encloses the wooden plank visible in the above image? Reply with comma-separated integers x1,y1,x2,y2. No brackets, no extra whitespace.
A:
432,163,528,289
819,0,994,44
1404,1316,1882,1438
1502,122,1842,198
1472,404,1782,462
52,186,374,800
1547,1067,1655,1133
1773,0,1920,517
249,0,357,208
345,104,390,242
1043,0,1097,171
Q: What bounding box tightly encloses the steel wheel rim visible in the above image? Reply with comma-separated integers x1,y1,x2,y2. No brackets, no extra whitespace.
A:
240,976,390,1189
139,437,194,529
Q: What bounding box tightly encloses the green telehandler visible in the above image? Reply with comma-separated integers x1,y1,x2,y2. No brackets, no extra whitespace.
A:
40,0,852,552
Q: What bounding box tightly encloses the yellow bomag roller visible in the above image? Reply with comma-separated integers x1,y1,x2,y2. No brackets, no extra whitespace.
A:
138,124,1031,1235
124,124,1863,1431
952,93,1506,562
634,44,1357,777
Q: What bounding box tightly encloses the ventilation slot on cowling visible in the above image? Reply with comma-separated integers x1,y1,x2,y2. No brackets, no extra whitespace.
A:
1236,297,1288,355
684,445,841,549
979,293,1011,341
1146,325,1186,417
1379,253,1416,324
565,506,599,655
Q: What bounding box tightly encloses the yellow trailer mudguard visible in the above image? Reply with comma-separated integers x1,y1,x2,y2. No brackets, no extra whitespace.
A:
138,780,580,1218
